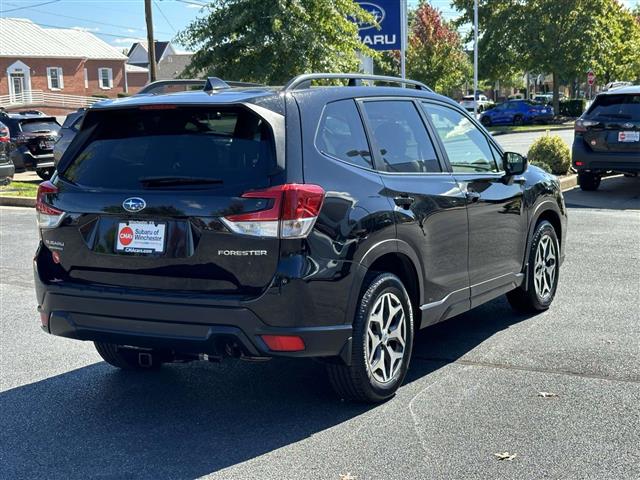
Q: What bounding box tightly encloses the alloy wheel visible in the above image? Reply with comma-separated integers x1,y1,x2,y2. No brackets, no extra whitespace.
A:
365,292,407,384
534,234,557,300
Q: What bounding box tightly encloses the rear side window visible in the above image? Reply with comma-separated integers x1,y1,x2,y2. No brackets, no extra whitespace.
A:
587,94,640,120
19,119,60,134
361,100,441,173
61,106,276,190
315,100,372,169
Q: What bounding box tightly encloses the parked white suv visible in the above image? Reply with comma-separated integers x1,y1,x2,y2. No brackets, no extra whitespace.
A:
460,94,493,113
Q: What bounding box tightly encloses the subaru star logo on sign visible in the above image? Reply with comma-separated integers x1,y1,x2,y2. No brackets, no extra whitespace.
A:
122,197,146,213
350,0,401,51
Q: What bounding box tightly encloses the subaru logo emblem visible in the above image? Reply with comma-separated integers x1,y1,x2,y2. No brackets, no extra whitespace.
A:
623,123,634,129
122,197,146,213
348,2,385,31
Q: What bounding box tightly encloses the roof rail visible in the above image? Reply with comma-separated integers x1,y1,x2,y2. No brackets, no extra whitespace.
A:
283,73,432,92
204,77,231,92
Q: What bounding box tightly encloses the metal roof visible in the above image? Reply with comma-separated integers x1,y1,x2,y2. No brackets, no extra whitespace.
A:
0,18,127,60
600,85,640,95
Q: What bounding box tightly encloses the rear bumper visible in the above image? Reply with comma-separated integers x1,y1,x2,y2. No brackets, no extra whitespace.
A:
0,162,14,182
572,140,640,173
35,262,353,360
10,149,54,171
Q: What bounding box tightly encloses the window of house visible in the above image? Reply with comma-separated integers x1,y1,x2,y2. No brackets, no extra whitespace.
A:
315,99,372,169
99,68,113,89
47,67,63,90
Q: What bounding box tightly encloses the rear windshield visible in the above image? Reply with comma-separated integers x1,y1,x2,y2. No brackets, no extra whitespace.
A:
19,119,60,134
61,106,277,190
587,94,640,120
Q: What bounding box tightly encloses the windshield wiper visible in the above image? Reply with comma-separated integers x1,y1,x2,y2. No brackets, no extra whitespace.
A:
139,176,224,187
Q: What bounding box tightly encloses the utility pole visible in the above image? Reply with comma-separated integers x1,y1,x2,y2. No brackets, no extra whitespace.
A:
144,0,157,82
400,0,407,79
473,0,478,116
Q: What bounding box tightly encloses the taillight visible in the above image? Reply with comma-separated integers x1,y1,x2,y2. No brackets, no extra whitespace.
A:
221,184,325,238
0,128,9,142
36,181,65,229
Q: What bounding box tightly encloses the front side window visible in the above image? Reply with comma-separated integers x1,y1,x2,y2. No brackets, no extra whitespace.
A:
47,67,63,90
315,99,372,169
99,68,113,89
361,100,441,173
423,103,498,173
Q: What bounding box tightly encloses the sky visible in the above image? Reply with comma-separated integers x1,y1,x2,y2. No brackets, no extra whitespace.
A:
0,0,638,52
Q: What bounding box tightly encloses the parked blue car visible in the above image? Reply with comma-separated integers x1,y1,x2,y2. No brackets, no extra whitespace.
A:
480,100,554,127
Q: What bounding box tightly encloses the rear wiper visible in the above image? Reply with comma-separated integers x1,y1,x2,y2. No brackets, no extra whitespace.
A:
139,176,224,187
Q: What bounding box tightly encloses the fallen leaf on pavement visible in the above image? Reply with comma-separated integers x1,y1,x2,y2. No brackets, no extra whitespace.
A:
494,452,517,461
537,391,558,398
339,473,357,480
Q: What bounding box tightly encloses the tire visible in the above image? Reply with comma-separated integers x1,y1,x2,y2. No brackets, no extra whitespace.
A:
94,342,163,370
326,272,415,403
481,116,492,127
578,172,601,191
36,168,53,181
513,115,524,126
507,220,560,313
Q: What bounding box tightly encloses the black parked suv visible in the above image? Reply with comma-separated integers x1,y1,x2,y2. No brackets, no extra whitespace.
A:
0,111,60,180
573,86,640,190
35,74,567,402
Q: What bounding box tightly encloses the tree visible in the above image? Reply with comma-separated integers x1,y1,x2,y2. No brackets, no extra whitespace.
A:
406,2,472,94
451,0,636,111
375,2,471,95
177,0,375,84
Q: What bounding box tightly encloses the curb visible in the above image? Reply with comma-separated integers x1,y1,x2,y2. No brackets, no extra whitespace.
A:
0,196,36,208
491,126,574,136
559,174,578,191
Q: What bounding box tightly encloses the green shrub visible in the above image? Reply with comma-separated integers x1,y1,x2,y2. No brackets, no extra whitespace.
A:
527,134,571,175
117,92,131,98
559,99,586,117
91,94,109,99
530,160,551,173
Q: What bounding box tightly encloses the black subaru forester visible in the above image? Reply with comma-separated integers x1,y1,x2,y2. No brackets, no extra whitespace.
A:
34,74,567,403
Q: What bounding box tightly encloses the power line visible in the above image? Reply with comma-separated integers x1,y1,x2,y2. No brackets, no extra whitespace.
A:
2,16,144,41
0,0,60,14
174,0,208,7
1,1,173,36
154,0,176,33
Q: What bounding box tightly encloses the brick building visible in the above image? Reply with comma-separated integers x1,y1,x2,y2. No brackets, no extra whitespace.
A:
0,18,128,101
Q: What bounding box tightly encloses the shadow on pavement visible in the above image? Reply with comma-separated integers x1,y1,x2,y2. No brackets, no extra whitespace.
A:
0,296,533,479
564,175,640,210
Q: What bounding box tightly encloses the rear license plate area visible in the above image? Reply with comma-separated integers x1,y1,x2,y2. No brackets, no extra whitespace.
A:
618,131,639,143
116,221,166,254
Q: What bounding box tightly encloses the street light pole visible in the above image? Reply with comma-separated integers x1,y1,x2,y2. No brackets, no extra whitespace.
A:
400,0,407,79
144,0,157,83
473,0,478,116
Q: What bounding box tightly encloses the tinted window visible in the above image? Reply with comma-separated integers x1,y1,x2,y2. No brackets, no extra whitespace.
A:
19,119,60,134
316,100,372,169
423,103,498,173
361,100,440,173
587,94,640,120
61,106,276,190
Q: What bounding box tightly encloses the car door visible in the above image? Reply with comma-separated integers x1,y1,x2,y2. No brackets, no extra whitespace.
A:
490,103,508,124
421,101,528,307
359,98,470,325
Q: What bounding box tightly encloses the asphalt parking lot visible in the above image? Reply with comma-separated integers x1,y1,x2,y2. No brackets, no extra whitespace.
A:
1,176,639,480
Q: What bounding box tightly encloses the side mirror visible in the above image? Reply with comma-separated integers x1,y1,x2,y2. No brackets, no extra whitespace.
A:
503,152,527,176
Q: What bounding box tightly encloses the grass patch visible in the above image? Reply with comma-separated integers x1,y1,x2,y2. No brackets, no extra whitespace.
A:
488,123,574,134
0,181,39,198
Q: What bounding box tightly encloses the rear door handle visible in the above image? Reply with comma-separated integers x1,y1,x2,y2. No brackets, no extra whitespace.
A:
393,195,415,209
465,191,481,203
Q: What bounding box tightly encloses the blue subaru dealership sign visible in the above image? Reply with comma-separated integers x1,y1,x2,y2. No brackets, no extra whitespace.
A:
350,0,402,51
